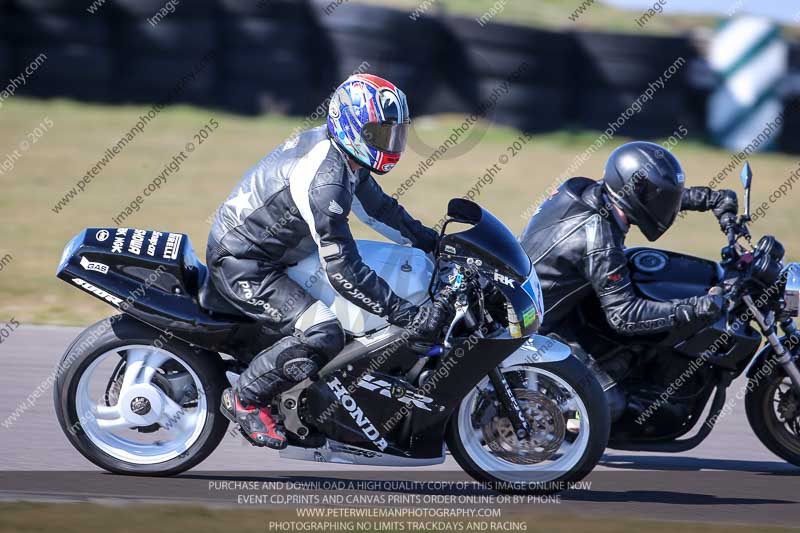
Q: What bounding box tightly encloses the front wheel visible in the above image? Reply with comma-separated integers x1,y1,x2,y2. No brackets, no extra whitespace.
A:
745,362,800,466
447,356,609,494
54,316,229,476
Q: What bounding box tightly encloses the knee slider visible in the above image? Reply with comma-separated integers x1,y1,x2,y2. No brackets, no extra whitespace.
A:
276,344,320,382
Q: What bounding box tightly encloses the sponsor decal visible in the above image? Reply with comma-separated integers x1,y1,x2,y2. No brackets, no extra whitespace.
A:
357,374,433,411
237,280,254,300
381,163,395,172
79,256,109,275
147,231,163,257
329,272,384,315
111,228,128,254
95,229,109,242
326,376,388,451
493,271,515,288
128,229,146,255
237,281,282,320
522,306,537,327
71,278,122,306
163,233,182,260
444,245,456,254
328,199,344,215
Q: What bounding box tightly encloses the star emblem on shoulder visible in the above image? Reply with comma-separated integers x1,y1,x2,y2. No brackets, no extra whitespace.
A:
225,189,255,220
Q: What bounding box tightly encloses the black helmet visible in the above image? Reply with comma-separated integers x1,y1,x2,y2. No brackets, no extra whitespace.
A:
603,141,685,241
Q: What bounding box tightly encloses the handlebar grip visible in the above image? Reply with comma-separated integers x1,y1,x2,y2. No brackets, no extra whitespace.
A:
719,212,737,244
720,212,736,229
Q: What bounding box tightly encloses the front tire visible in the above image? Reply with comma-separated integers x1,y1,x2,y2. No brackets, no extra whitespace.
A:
745,361,800,466
447,355,609,494
54,316,229,476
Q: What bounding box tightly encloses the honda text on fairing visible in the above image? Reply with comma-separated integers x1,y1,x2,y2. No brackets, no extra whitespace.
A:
53,199,610,491
544,163,800,463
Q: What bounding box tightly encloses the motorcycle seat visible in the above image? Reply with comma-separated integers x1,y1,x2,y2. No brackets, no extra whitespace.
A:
178,244,248,318
195,264,249,318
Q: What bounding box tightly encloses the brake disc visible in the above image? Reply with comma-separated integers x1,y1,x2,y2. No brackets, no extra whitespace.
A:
777,387,800,435
481,389,566,465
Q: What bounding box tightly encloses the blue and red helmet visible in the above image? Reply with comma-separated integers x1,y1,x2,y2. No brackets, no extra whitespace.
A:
327,74,410,175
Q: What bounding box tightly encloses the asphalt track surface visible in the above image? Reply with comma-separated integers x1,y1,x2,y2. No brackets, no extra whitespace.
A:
1,325,799,527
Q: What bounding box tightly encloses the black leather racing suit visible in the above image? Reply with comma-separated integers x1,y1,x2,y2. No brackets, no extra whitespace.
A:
207,125,437,405
520,177,722,337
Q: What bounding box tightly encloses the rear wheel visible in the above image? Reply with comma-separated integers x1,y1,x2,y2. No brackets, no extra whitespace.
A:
54,316,229,475
447,356,609,493
745,363,800,466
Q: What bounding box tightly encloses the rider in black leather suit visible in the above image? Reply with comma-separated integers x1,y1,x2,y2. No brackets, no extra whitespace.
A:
520,142,737,412
210,75,441,449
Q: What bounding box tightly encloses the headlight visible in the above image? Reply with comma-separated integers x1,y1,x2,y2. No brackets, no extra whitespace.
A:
783,262,800,317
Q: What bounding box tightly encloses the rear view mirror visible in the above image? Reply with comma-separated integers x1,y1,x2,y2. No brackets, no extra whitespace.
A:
447,199,483,225
740,161,752,190
740,162,752,220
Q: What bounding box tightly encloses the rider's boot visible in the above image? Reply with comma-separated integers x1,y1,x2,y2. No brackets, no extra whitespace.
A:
220,388,287,450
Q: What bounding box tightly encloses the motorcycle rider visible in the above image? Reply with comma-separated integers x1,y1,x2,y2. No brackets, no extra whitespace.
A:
520,142,737,410
207,74,443,449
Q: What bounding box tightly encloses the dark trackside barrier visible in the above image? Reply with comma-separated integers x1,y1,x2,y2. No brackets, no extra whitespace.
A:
1,0,798,149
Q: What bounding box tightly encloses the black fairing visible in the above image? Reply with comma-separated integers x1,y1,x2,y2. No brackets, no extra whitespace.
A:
56,228,270,359
443,199,531,280
303,326,527,457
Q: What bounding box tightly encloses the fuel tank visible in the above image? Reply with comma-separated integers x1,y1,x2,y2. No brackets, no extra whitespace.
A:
625,247,723,301
287,241,433,336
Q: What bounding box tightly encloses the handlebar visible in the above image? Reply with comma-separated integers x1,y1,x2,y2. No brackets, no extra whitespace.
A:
720,212,738,245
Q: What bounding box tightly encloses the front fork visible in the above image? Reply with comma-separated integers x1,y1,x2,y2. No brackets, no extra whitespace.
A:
488,367,531,439
743,295,800,392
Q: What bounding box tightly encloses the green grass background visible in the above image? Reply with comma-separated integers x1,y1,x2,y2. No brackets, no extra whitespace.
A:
1,97,798,325
2,1,799,325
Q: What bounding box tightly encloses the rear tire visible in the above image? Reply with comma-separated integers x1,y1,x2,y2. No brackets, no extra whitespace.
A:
447,356,609,494
54,316,229,476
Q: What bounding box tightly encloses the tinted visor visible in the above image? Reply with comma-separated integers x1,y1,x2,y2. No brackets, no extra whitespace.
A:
361,121,409,154
631,176,683,236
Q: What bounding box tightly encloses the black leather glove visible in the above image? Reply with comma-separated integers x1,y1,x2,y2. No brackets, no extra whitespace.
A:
675,294,725,324
407,287,456,341
710,189,738,223
387,299,419,328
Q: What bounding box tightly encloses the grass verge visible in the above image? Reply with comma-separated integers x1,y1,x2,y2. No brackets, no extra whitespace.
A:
1,97,798,324
0,502,798,533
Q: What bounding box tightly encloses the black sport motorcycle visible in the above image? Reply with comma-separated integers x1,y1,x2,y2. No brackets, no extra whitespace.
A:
558,163,800,464
53,199,610,491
